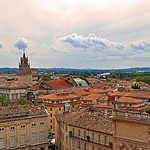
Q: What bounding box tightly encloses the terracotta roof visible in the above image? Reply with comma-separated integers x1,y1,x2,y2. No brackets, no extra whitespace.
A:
32,85,45,90
41,100,82,106
0,81,29,88
0,105,48,120
98,96,108,101
117,97,144,103
81,104,150,111
88,89,108,94
55,110,113,134
74,89,90,96
45,80,74,89
112,91,150,99
38,93,80,100
83,93,102,100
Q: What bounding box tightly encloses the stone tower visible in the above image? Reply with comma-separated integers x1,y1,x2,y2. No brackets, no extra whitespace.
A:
18,50,32,83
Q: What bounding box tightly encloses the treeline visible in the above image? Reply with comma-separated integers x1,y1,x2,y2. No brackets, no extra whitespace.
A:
108,72,150,84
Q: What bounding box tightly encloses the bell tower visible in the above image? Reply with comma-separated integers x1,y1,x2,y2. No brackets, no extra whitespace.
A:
18,50,32,83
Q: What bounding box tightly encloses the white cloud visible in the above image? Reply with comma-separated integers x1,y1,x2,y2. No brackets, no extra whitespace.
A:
14,38,29,50
60,33,125,51
130,41,150,51
0,41,3,48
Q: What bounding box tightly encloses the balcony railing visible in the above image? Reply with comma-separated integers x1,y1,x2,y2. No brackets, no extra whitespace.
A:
113,110,150,123
70,134,112,149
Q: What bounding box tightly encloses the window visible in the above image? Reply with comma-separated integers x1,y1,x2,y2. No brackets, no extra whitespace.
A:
0,128,4,132
32,133,36,143
10,126,15,130
59,107,61,111
130,104,132,106
40,148,45,150
72,139,75,148
40,122,44,126
40,131,44,142
32,123,36,127
72,128,75,135
84,131,86,139
98,135,101,143
66,135,68,144
0,138,4,149
50,120,52,123
77,141,81,149
50,126,52,129
84,143,87,150
92,133,94,141
78,130,80,137
92,146,95,150
21,125,25,128
10,136,15,147
50,108,52,111
50,114,52,117
66,125,67,131
21,134,25,145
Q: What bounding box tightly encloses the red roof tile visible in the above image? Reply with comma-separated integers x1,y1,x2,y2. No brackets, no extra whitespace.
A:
83,93,102,100
74,89,90,96
45,80,74,89
117,97,144,103
32,85,45,90
38,93,80,100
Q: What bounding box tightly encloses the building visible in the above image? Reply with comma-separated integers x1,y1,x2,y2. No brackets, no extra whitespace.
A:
38,93,81,136
55,108,114,150
0,81,39,102
31,68,38,81
82,93,102,104
18,51,32,83
113,110,150,150
0,104,49,150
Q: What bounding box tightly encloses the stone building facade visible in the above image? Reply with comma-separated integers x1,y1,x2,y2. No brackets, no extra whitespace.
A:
55,108,113,150
0,104,49,150
113,110,150,150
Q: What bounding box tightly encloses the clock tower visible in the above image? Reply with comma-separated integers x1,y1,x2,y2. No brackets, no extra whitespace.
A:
18,50,32,83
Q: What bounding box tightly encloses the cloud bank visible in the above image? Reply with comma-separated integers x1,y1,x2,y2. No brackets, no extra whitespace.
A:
61,33,124,51
14,38,29,50
0,41,3,48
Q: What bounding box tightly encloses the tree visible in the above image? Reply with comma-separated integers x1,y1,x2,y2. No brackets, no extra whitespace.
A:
131,84,140,89
0,94,9,107
146,109,150,114
42,75,51,81
18,97,27,105
2,100,9,107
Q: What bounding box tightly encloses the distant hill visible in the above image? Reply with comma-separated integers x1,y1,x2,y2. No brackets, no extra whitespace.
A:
0,67,150,73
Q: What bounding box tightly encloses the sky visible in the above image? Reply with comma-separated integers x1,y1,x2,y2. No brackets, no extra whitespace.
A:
0,0,150,69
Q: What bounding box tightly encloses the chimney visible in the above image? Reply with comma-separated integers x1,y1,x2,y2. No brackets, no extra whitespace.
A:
10,101,14,107
0,102,2,107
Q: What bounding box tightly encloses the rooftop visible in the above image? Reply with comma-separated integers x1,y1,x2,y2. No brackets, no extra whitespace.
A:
83,93,102,100
55,109,113,134
38,93,80,100
0,105,48,121
45,80,74,89
117,97,144,103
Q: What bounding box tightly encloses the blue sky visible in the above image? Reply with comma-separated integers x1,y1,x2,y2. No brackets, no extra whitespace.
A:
0,0,150,69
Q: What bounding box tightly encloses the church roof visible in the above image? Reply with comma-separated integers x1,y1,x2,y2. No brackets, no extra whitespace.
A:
44,80,74,89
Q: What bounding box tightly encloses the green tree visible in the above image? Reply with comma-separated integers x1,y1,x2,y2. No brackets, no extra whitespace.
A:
42,75,51,81
131,84,140,89
0,94,9,107
146,109,150,114
2,100,9,107
18,97,27,105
